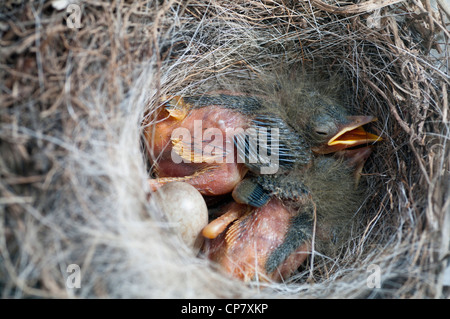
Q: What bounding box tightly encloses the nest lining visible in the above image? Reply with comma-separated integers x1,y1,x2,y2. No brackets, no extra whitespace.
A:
0,0,449,298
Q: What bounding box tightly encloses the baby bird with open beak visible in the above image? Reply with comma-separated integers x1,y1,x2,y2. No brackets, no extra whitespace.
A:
144,71,382,282
202,147,373,282
144,72,380,199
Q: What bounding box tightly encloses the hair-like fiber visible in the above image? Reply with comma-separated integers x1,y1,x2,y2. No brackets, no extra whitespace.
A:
0,0,449,298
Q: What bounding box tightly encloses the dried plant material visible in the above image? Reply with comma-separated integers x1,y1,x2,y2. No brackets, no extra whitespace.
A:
0,0,449,298
309,0,405,15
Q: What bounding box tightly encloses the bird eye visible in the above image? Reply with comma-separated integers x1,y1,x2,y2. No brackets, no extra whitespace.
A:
314,123,334,136
315,130,328,136
313,114,337,138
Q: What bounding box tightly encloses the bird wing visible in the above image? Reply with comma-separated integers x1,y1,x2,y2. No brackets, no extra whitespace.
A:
234,113,311,174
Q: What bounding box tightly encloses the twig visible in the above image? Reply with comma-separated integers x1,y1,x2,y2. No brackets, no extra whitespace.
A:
365,78,414,137
411,0,450,39
437,0,450,18
308,0,405,15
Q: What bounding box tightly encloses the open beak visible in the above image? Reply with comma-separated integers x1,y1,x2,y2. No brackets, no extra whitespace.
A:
313,116,382,154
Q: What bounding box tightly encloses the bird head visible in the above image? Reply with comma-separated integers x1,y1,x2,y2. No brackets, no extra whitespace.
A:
308,111,381,155
278,89,381,155
261,71,382,156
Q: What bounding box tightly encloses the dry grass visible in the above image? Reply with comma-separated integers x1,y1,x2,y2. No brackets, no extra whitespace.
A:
0,0,449,298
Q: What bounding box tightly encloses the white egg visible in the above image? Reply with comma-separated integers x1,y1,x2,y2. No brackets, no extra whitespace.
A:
150,182,208,253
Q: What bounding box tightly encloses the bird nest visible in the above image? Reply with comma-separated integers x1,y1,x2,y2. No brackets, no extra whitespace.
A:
0,0,449,298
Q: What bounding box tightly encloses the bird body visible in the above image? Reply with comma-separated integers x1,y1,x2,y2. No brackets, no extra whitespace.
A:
144,73,382,282
146,96,251,195
145,85,379,197
145,91,313,195
204,199,311,282
203,147,371,282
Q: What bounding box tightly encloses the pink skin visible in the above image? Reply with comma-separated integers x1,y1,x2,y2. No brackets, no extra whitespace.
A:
146,97,380,281
202,147,374,282
203,199,310,282
146,103,249,196
146,97,380,196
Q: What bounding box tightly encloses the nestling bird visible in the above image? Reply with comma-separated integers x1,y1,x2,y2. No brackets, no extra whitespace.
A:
145,94,251,196
202,147,373,282
144,72,380,199
144,72,382,282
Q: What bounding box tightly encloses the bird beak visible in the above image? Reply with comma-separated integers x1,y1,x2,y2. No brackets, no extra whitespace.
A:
336,146,373,186
313,116,382,154
160,95,190,121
